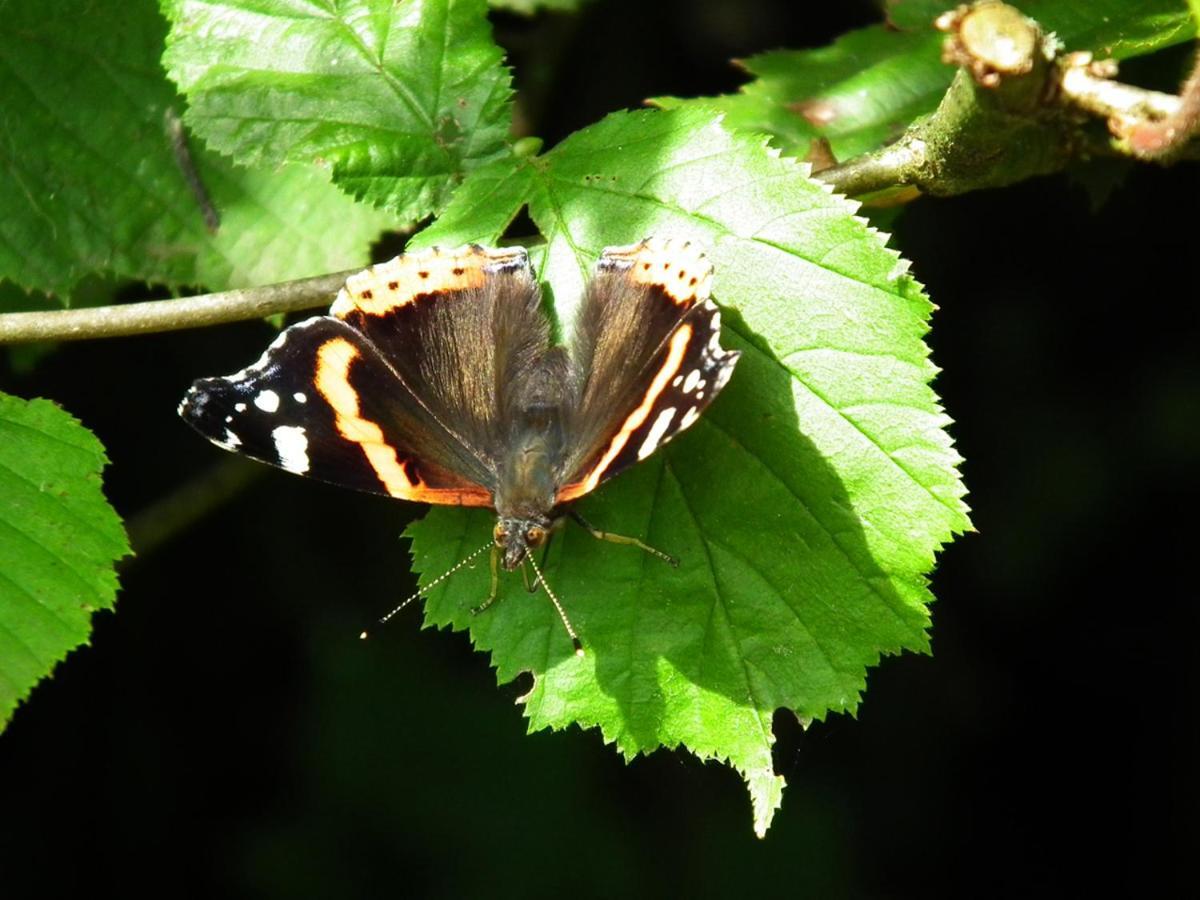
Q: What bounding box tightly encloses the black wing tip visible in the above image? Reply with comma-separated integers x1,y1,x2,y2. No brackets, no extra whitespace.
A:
178,375,229,420
176,377,252,455
713,350,740,390
177,380,206,422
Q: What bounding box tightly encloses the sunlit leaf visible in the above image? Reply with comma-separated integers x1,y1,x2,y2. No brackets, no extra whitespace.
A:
163,0,514,220
407,108,969,835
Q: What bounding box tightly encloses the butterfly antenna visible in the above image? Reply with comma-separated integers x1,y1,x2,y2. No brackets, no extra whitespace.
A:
526,535,553,594
525,552,584,657
360,539,492,640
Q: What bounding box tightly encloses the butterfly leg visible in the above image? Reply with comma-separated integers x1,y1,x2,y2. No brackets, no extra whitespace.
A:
470,545,503,615
568,510,679,567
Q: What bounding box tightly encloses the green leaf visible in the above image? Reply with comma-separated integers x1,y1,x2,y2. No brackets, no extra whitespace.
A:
412,154,536,248
654,0,1197,162
655,26,947,165
406,108,969,835
0,0,394,300
1035,0,1197,59
0,393,131,731
163,0,514,221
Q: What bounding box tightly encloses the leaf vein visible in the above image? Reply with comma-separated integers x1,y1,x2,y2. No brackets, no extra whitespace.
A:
698,401,919,631
664,461,774,750
329,7,434,130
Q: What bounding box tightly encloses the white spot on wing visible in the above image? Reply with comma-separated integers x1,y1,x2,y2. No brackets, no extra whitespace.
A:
679,406,700,430
705,304,725,353
293,392,307,404
272,425,309,474
672,375,683,387
713,360,736,390
254,390,280,413
235,403,246,413
682,369,701,393
638,407,677,460
220,429,242,449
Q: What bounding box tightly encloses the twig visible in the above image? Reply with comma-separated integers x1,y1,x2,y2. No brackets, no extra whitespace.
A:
1057,56,1181,123
1062,47,1200,161
814,138,927,199
815,1,1200,199
123,456,264,561
0,269,356,344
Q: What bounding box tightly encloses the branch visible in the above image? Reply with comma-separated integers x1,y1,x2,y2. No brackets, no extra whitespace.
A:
1061,48,1200,161
811,139,927,200
1057,56,1180,123
815,1,1200,199
0,269,356,344
124,457,262,561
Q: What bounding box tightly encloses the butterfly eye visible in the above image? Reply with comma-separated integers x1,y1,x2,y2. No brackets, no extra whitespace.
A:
526,526,546,546
493,523,508,545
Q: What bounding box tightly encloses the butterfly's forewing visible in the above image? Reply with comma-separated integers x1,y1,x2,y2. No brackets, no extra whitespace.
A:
181,245,555,508
180,320,486,507
556,238,740,502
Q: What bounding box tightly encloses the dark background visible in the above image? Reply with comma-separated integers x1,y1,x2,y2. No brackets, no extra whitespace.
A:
1,1,1193,896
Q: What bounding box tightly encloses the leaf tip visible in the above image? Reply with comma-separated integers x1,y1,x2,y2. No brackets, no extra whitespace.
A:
747,766,785,838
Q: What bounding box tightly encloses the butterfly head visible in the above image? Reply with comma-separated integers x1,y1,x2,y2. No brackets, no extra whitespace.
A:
494,516,551,570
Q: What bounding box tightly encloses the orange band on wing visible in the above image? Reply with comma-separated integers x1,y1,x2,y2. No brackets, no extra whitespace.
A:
558,323,693,502
315,338,491,506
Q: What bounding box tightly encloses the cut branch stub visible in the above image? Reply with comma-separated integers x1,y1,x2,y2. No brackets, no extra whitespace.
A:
936,1,1048,103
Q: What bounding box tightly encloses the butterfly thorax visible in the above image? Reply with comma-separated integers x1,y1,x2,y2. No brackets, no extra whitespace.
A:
494,441,556,568
494,398,564,568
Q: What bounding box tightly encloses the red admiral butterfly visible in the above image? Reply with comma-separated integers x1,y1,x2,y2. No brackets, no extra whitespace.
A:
179,238,739,651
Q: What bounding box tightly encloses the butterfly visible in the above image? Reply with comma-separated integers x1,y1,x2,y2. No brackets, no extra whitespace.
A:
179,237,740,650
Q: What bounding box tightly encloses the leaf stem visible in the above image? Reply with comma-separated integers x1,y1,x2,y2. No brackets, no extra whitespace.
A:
0,269,356,344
